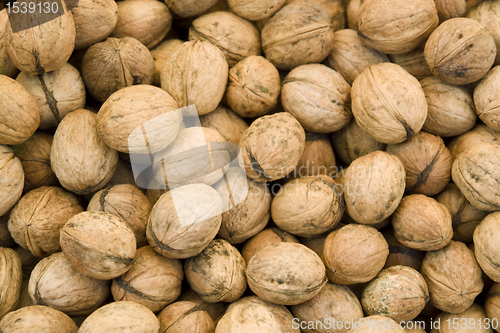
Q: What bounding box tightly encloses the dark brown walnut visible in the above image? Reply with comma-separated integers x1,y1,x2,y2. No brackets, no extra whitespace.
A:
389,47,433,81
351,63,428,144
424,18,496,85
6,2,76,75
227,0,286,21
361,265,429,323
0,247,22,319
387,132,452,196
474,66,500,132
189,11,261,67
8,186,83,257
246,242,327,305
434,0,466,21
452,143,500,211
60,211,137,280
420,76,476,137
50,109,119,195
322,224,389,285
467,0,500,66
291,282,363,333
0,305,78,332
326,29,389,85
349,315,406,333
421,241,483,313
437,183,487,243
330,120,385,165
0,145,24,217
151,39,183,86
474,212,500,282
28,252,109,316
344,151,406,225
485,283,500,332
0,213,14,247
282,64,352,133
226,55,280,118
0,75,40,145
239,112,306,182
241,227,299,264
0,10,19,77
199,106,248,145
97,85,182,154
71,0,118,50
430,304,492,333
287,0,346,31
158,301,215,333
81,37,154,102
111,245,183,313
165,0,218,18
448,124,500,163
178,288,228,326
383,230,424,271
185,239,247,303
16,62,86,130
79,301,160,333
261,2,334,70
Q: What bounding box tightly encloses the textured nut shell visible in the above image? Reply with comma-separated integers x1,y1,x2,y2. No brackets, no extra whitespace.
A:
161,40,228,116
28,252,109,316
190,11,261,67
421,241,483,313
165,0,218,18
0,247,22,319
0,145,24,216
467,0,500,65
151,39,183,86
361,265,429,322
346,0,363,30
0,10,19,77
0,305,78,332
383,230,424,271
322,224,389,285
424,17,496,85
287,0,346,31
326,28,389,85
71,0,118,50
0,75,40,145
199,106,248,145
60,211,137,280
82,37,154,102
421,76,476,137
16,63,85,130
241,228,299,264
474,212,500,282
97,85,182,154
261,2,334,70
351,63,428,144
6,6,76,75
485,283,500,332
448,124,500,162
79,301,160,333
281,64,352,133
111,245,183,312
389,47,432,80
158,301,215,333
474,65,500,132
146,184,223,259
291,282,363,333
435,0,466,21
227,0,286,20
350,315,406,333
430,303,492,333
239,112,306,182
216,299,282,333
50,109,119,194
226,55,280,118
8,186,83,257
178,289,228,326
357,0,438,54
344,151,406,225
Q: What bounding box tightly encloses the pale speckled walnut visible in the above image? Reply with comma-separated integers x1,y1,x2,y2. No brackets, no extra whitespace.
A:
467,0,500,65
199,106,248,145
474,66,500,132
430,304,492,333
0,145,24,217
474,212,500,283
0,305,78,332
227,0,286,21
485,283,500,332
158,301,215,333
0,10,19,77
151,39,183,86
389,47,432,81
447,124,500,163
241,227,299,264
287,0,346,31
0,248,22,319
165,0,218,18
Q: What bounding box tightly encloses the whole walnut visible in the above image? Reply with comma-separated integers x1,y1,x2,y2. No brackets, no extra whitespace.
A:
6,1,75,75
0,10,18,77
0,305,78,333
322,224,389,285
161,40,228,116
389,47,433,81
286,0,346,31
199,106,248,145
383,230,424,271
448,124,500,162
150,39,183,86
165,0,218,18
8,186,83,257
82,37,154,102
474,65,500,132
474,212,500,282
386,132,452,196
226,55,280,118
351,63,428,144
467,0,500,65
0,247,22,319
50,109,119,195
158,301,215,333
227,0,286,20
241,227,299,264
0,75,40,145
0,145,24,217
421,76,476,137
357,0,439,54
326,29,389,85
430,304,493,333
16,62,86,130
424,18,496,85
261,2,334,70
421,241,483,313
485,283,500,332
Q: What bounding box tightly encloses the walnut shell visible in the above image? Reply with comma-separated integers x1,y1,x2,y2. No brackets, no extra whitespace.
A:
217,299,284,332
79,301,160,333
199,106,248,145
151,39,183,86
448,124,500,163
81,37,154,102
322,224,389,285
165,0,218,18
8,186,83,257
474,212,500,282
261,2,335,70
346,0,363,30
424,17,496,85
227,0,286,20
344,151,406,225
161,40,228,116
28,252,109,316
60,211,137,280
50,109,119,195
467,0,500,65
389,47,432,81
485,283,500,333
97,85,182,154
435,0,466,21
0,10,19,77
430,303,492,333
241,227,299,264
178,289,228,326
0,145,24,216
383,230,424,271
349,315,406,333
286,0,346,31
111,245,183,312
351,63,428,144
474,65,500,132
0,247,22,319
421,241,483,313
0,305,78,333
158,301,215,333
361,265,429,323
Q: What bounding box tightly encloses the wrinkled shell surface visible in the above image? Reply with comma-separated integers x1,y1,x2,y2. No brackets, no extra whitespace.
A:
448,124,500,162
474,212,500,283
228,0,286,21
0,247,22,319
0,145,24,217
151,39,183,86
199,106,249,145
158,301,215,333
467,0,500,65
430,303,492,333
241,228,299,264
0,10,19,77
383,230,424,271
0,305,78,333
287,0,346,31
435,0,466,21
474,65,500,132
389,47,432,80
165,0,218,18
